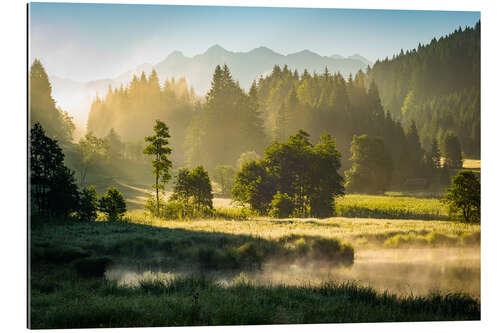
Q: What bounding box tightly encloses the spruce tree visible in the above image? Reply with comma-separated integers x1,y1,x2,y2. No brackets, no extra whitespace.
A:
143,120,173,215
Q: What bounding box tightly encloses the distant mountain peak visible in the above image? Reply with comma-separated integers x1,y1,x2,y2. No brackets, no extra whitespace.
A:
253,46,274,52
168,50,185,58
297,49,316,55
205,44,229,54
247,46,282,57
348,54,372,66
330,54,345,60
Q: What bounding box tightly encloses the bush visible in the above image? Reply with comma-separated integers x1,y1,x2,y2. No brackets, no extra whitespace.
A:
269,192,295,218
310,238,354,265
99,187,127,221
145,195,214,220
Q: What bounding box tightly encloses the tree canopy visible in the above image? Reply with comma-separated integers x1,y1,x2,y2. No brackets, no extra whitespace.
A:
233,130,344,217
171,166,213,213
30,123,79,217
443,170,480,222
344,134,393,194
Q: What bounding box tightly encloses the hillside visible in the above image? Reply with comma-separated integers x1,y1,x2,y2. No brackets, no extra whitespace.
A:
367,22,480,157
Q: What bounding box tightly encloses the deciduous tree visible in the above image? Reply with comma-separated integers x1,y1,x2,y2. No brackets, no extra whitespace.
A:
443,170,480,222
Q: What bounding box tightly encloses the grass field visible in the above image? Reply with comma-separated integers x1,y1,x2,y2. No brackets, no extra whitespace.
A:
124,209,479,248
30,215,480,328
336,194,448,220
30,189,481,328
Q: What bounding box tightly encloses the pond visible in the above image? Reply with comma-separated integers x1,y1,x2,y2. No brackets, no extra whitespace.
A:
106,247,480,299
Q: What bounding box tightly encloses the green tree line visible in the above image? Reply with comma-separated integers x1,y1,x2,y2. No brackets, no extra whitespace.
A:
368,21,480,158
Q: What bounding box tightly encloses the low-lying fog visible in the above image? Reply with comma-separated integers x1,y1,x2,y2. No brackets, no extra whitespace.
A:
106,247,480,298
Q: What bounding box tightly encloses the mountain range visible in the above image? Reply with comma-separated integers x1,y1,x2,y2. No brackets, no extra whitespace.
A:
48,45,371,127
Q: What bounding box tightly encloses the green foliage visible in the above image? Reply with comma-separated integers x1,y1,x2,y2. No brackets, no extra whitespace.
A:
345,134,392,194
193,65,267,171
143,120,173,215
232,160,275,215
309,132,345,217
253,64,433,189
47,167,80,218
443,171,480,222
233,130,344,218
368,23,480,157
310,238,354,264
213,165,236,196
30,122,79,218
99,187,127,221
269,191,295,218
169,166,214,216
442,132,463,169
76,185,99,222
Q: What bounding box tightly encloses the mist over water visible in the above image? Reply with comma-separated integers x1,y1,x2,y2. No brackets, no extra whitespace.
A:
106,247,480,298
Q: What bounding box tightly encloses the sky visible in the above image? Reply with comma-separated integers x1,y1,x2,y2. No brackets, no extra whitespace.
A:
29,2,480,82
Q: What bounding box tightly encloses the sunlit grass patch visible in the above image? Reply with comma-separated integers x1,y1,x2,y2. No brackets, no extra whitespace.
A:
122,210,479,249
336,194,448,220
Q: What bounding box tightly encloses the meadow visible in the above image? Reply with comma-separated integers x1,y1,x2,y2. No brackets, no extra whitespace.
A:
124,207,479,249
335,194,448,220
30,201,480,328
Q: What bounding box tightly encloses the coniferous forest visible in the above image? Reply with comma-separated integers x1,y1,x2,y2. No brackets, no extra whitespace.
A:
84,23,481,192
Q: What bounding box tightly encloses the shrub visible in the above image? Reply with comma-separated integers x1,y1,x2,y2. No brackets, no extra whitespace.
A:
310,238,354,265
145,196,214,220
269,192,295,218
99,187,127,221
294,238,309,256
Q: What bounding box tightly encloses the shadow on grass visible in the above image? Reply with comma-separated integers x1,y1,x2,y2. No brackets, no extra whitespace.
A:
30,216,354,276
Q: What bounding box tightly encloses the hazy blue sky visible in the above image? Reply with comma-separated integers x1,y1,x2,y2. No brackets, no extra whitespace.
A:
29,2,480,81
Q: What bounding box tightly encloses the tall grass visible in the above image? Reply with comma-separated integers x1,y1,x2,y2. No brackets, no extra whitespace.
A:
124,210,480,248
30,215,480,328
30,274,479,329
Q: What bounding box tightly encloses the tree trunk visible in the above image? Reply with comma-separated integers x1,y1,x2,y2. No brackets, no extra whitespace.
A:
156,173,159,216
